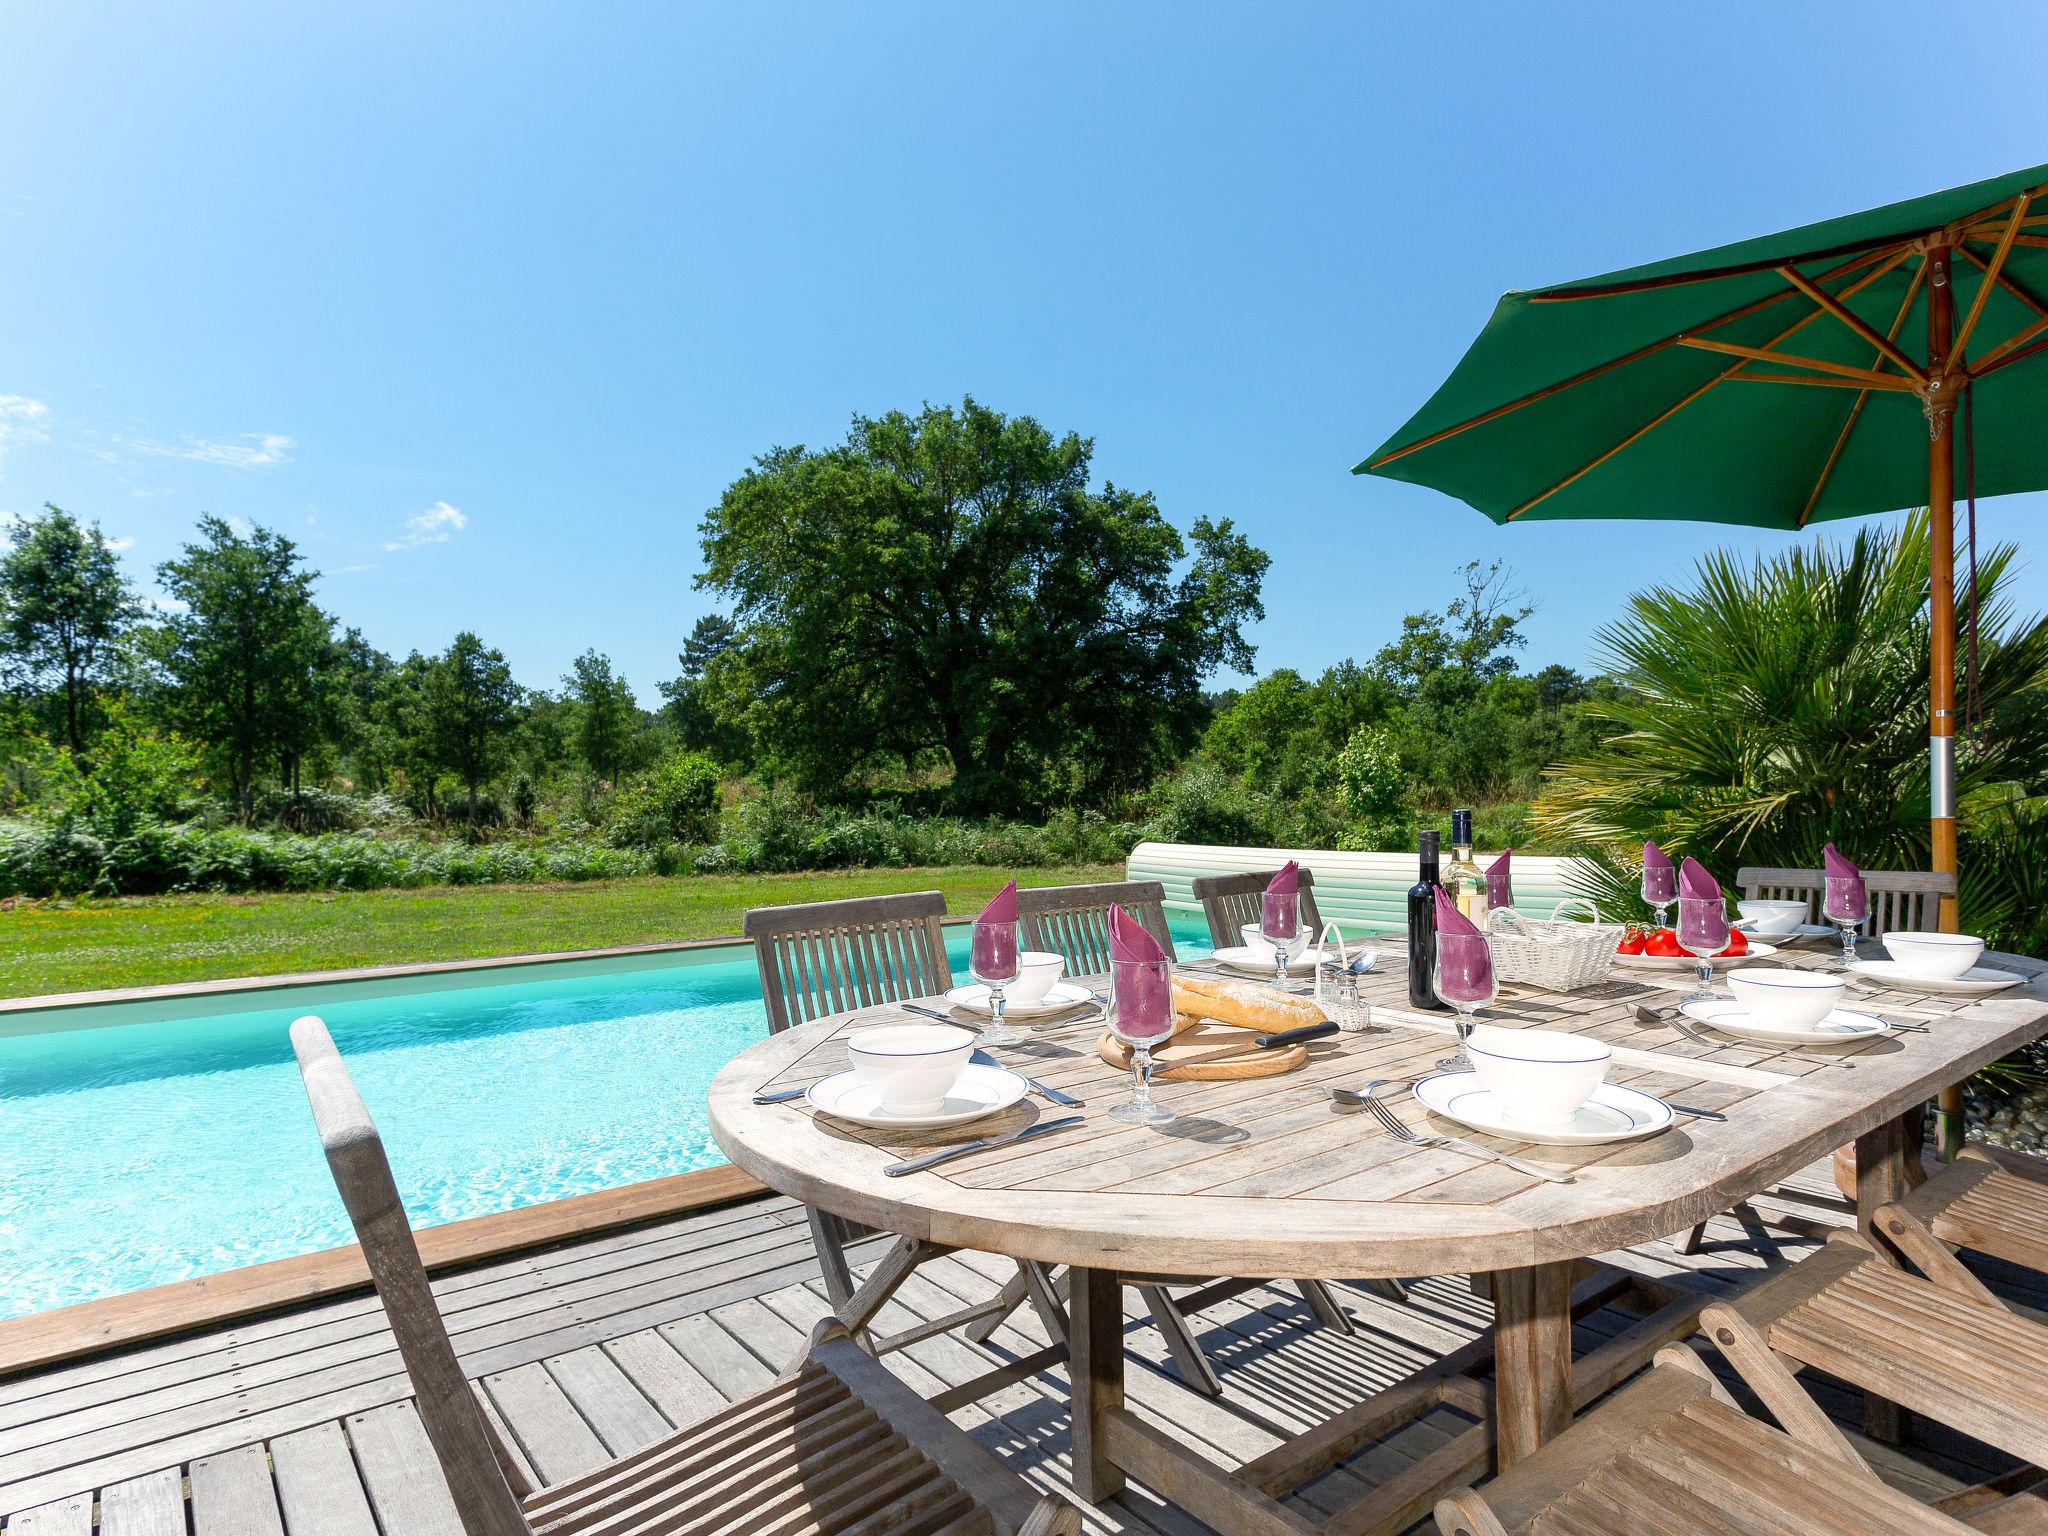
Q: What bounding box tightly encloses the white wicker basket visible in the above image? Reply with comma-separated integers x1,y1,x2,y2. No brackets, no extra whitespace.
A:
1484,898,1623,992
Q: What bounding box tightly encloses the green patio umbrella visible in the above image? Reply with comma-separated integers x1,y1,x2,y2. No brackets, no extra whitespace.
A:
1359,160,2048,938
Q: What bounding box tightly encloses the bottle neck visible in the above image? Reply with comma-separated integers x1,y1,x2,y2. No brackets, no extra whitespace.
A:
1452,843,1473,864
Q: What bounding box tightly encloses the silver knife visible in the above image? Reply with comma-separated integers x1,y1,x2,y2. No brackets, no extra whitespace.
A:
971,1049,1084,1107
754,1086,809,1104
882,1115,1085,1177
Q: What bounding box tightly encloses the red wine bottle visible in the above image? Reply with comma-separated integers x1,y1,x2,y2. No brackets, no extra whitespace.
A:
1408,829,1446,1009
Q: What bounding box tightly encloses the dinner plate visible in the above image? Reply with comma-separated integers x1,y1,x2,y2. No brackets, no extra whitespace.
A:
1845,960,2029,996
942,981,1097,1017
1733,922,1836,944
1211,945,1329,976
1614,939,1778,971
1412,1073,1675,1145
1679,998,1892,1045
806,1063,1029,1128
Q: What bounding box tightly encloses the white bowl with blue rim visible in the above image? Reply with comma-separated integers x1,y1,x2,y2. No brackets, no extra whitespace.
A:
1881,930,1986,981
1006,951,1066,1006
1463,1025,1612,1127
1726,967,1844,1030
845,1023,975,1115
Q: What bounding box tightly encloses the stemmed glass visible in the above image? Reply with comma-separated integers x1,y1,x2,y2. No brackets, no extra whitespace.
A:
1107,957,1176,1125
969,918,1025,1047
1676,895,1730,1007
1824,876,1867,970
1433,931,1497,1069
1642,859,1677,933
1259,890,1309,991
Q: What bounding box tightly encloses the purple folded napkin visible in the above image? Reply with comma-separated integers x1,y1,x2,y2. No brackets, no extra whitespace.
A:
1486,849,1513,910
1642,841,1677,904
1677,857,1728,952
1262,860,1300,937
1433,883,1483,940
1823,843,1868,922
1432,885,1493,1001
972,880,1019,978
1108,904,1172,1036
1678,856,1720,901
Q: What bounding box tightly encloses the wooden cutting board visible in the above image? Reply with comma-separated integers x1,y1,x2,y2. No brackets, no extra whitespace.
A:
1098,1018,1308,1080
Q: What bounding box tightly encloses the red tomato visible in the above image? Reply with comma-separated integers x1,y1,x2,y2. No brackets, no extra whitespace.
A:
1718,928,1749,957
1644,927,1686,958
1616,924,1646,956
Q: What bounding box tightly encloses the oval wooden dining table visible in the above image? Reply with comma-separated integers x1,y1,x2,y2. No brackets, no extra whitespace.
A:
709,944,2048,1536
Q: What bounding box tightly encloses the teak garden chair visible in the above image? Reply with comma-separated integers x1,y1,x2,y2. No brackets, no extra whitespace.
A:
1190,866,1327,951
289,1016,1078,1536
745,892,1058,1354
1875,1141,2048,1284
1007,878,1374,1397
1676,862,1960,1257
1434,1345,1998,1536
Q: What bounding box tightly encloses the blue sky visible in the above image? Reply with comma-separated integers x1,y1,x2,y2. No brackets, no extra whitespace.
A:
4,2,2046,703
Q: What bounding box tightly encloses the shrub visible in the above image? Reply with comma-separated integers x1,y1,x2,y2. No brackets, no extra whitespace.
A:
605,752,723,848
1140,761,1289,847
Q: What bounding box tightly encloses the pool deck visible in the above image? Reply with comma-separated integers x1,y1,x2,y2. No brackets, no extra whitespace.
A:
0,1158,2037,1534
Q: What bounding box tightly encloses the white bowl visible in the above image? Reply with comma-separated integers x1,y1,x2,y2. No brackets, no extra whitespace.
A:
1735,899,1808,936
1881,931,1986,981
1007,951,1065,1006
1727,967,1845,1031
1463,1025,1612,1127
844,1024,975,1115
1239,922,1307,958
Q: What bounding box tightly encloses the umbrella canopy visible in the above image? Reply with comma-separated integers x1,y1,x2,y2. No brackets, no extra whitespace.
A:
1360,161,2048,528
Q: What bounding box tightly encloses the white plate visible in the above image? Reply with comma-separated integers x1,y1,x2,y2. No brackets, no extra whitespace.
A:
806,1063,1030,1128
1211,945,1329,976
1680,998,1892,1045
1614,939,1778,971
1412,1073,1675,1146
942,981,1097,1017
1846,960,2029,996
1733,922,1835,944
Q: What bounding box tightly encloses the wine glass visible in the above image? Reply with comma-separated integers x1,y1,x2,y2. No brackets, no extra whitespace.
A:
969,918,1024,1047
1107,957,1176,1125
1824,875,1868,970
1641,859,1677,933
1433,930,1497,1069
1258,890,1309,991
1676,895,1729,1007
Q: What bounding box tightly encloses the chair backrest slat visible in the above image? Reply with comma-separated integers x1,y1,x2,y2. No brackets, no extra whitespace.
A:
745,891,954,1033
289,1018,535,1536
1189,869,1325,950
1734,865,1956,938
1015,881,1177,974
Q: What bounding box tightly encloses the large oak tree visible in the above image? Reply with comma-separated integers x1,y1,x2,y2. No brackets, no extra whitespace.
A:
698,398,1268,813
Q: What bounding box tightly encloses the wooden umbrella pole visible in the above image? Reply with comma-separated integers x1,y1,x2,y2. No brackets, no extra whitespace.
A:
1925,241,1966,1158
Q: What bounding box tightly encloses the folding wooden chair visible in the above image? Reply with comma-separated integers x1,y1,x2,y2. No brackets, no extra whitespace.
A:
289,1016,1078,1536
745,892,1061,1354
1190,866,1327,950
1698,1229,2048,1477
1674,862,1959,1257
1435,1345,2007,1535
1875,1141,2048,1286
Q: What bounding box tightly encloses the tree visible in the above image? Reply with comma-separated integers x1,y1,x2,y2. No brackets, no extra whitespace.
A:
1375,559,1534,692
152,516,333,819
0,505,138,753
566,650,637,783
678,614,739,678
423,632,519,823
697,397,1268,812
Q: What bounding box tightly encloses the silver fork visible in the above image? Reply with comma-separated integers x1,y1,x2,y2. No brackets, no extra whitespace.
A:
1346,1080,1574,1184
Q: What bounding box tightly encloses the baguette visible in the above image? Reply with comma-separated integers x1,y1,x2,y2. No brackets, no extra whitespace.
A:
1169,974,1324,1032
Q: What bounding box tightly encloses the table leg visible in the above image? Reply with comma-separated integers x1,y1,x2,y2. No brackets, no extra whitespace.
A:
1490,1261,1574,1470
1854,1115,1910,1444
1070,1265,1125,1502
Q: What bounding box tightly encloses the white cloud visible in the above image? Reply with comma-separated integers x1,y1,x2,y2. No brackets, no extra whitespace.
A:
0,395,51,470
143,593,189,615
384,500,467,552
103,534,136,553
128,430,293,470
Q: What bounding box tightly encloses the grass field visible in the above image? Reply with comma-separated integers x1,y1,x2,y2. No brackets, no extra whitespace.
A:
0,864,1126,998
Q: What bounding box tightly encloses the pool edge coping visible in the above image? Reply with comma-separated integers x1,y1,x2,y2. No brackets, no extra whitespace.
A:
0,1161,769,1380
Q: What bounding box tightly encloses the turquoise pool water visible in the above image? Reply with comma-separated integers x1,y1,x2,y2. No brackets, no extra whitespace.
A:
0,916,1214,1319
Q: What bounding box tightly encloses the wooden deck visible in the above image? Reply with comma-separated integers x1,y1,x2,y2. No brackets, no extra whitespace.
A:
0,1164,2037,1535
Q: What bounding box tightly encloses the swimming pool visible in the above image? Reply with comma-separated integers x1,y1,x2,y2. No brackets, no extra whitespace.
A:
0,916,1215,1319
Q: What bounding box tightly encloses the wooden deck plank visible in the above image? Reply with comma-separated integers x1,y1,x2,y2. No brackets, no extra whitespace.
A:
344,1402,465,1536
654,1313,774,1400
544,1346,671,1455
599,1331,724,1430
188,1443,285,1536
268,1421,378,1536
0,1493,92,1536
482,1363,609,1485
95,1469,185,1536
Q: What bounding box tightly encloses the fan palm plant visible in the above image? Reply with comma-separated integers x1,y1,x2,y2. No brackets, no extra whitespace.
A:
1533,512,2048,932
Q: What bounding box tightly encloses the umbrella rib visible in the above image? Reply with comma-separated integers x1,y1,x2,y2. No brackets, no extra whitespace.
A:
1776,264,1926,382
1503,250,1910,522
1364,246,1894,470
1973,329,2048,381
1798,258,1929,528
1721,370,1913,390
1971,313,2048,375
1956,242,2048,319
1952,196,2031,361
1675,337,1915,389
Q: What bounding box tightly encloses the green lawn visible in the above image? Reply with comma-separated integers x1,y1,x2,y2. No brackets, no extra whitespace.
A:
0,865,1125,998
